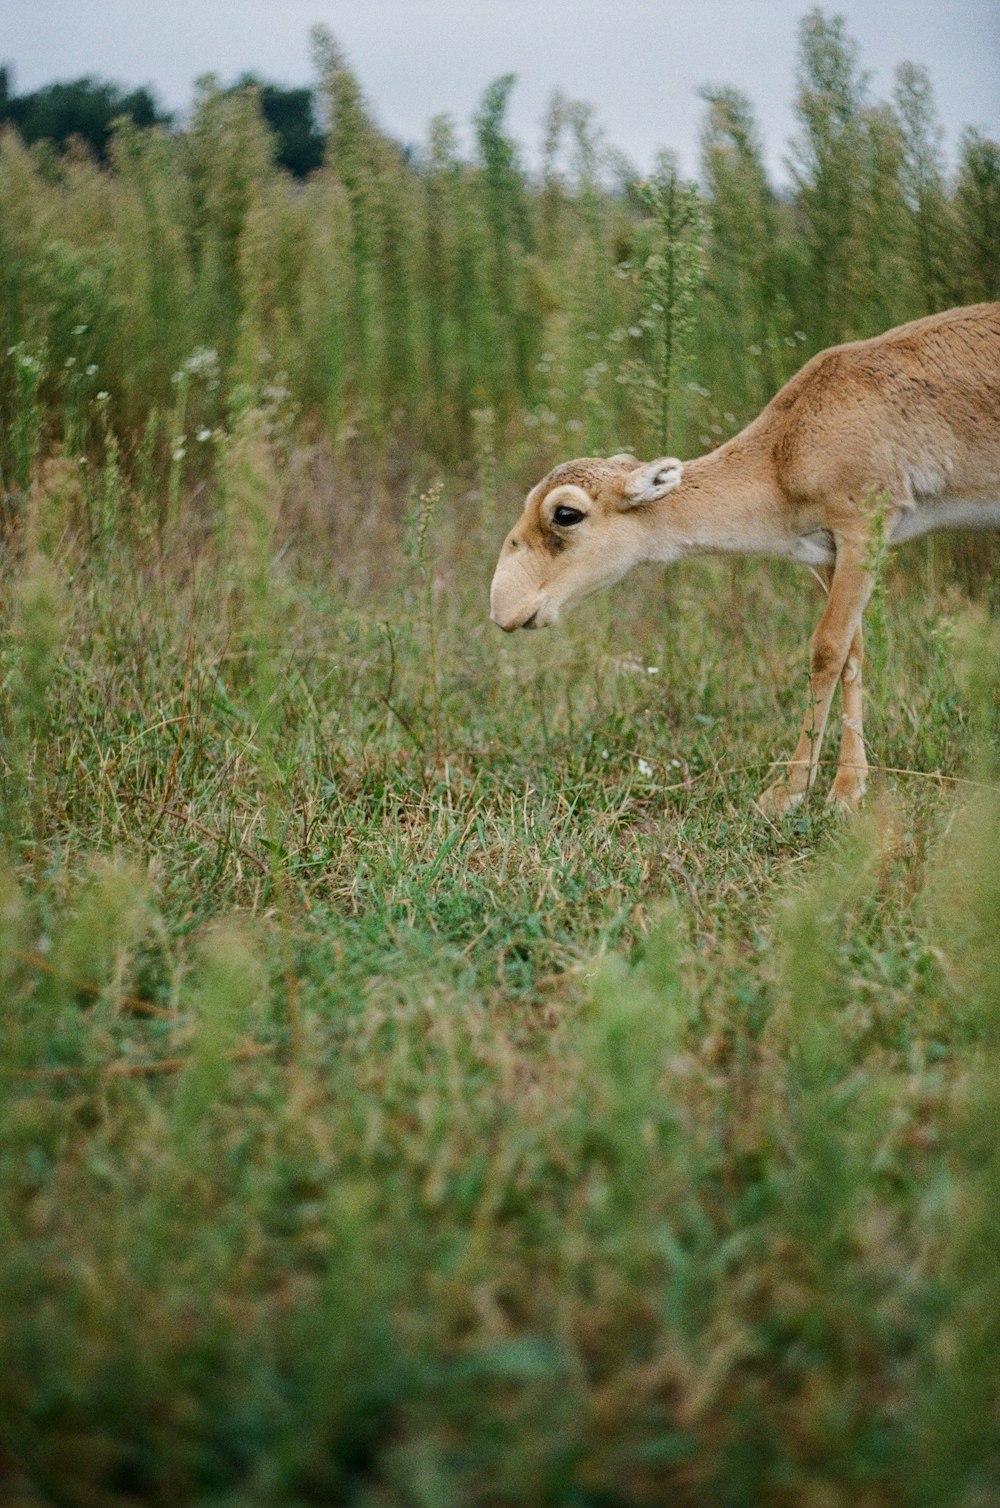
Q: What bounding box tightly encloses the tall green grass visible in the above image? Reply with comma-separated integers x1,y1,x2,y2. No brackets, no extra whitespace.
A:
0,8,997,499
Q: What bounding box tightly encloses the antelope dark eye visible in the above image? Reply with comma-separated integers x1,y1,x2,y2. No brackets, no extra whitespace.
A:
553,505,585,527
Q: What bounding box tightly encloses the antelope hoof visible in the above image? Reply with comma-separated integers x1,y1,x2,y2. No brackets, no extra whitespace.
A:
755,781,806,819
827,773,867,812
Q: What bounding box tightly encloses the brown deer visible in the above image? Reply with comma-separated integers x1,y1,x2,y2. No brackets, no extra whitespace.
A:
490,303,1000,813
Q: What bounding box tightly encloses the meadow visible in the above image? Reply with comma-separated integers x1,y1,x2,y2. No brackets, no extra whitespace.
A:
1,10,999,1506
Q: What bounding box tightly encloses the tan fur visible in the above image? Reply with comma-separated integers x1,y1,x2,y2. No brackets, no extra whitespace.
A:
490,303,1000,813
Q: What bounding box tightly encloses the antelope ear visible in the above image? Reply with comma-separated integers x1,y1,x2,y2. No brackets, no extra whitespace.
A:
621,457,683,506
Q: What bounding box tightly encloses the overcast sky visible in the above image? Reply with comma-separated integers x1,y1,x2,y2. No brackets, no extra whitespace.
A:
3,1,997,181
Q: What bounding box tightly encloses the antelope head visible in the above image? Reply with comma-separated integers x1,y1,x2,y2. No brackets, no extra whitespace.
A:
489,454,684,631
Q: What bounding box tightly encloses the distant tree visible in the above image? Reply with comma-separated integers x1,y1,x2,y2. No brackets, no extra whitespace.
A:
954,128,1000,301
539,91,569,261
229,74,324,178
787,9,871,343
786,8,929,342
699,84,791,407
0,66,169,159
893,62,953,311
312,27,416,419
473,75,537,400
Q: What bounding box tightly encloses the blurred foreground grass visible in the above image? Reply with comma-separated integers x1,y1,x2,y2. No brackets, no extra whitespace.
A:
1,428,998,1506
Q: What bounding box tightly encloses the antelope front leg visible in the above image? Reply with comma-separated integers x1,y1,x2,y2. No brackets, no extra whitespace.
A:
758,548,873,818
828,622,867,809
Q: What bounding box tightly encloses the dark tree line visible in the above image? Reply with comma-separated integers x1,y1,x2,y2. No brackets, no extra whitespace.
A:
0,65,324,177
0,65,169,160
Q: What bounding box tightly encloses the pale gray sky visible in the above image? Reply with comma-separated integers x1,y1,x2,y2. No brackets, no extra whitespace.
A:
2,1,997,181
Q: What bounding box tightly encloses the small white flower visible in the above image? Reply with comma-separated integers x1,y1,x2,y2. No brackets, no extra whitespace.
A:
172,446,186,462
64,356,76,368
646,665,659,675
86,363,98,376
184,346,219,376
196,427,212,442
637,758,653,777
628,326,642,338
95,390,109,402
72,323,89,336
601,749,609,759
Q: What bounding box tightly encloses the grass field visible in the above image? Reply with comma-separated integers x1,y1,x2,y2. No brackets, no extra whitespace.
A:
1,425,999,1505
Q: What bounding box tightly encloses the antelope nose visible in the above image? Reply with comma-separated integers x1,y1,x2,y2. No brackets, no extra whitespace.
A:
490,607,537,632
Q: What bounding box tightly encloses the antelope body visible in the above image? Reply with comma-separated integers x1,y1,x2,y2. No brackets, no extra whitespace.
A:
489,303,1000,813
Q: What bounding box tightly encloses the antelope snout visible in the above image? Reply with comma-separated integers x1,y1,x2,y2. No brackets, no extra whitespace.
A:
490,606,539,632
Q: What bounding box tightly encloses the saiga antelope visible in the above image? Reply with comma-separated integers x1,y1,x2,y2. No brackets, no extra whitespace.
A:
490,303,1000,814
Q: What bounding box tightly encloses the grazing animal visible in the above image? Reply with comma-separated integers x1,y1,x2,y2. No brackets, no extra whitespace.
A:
489,303,1000,813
